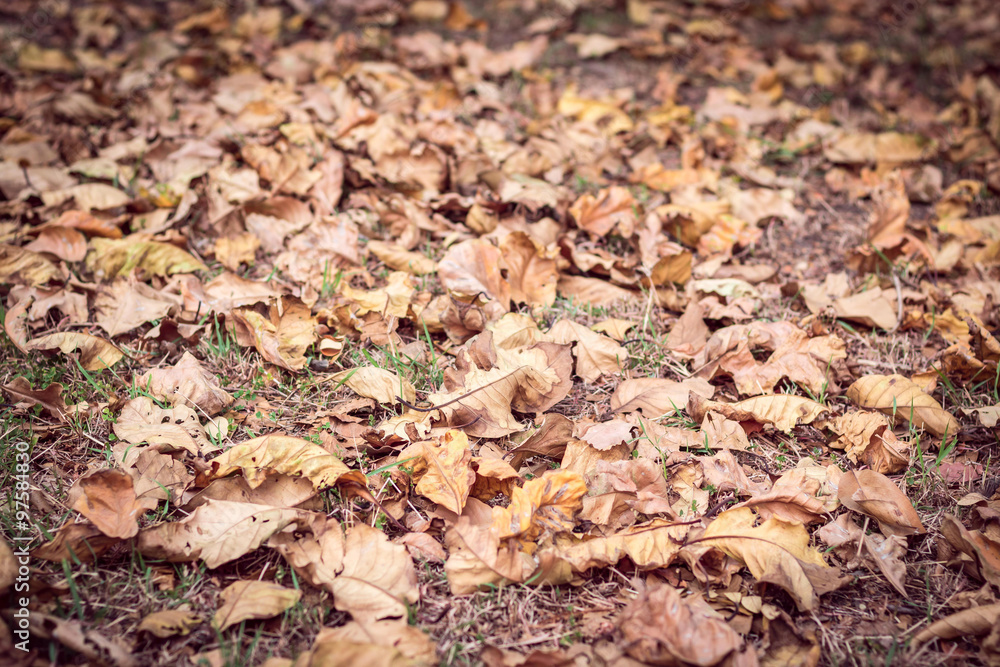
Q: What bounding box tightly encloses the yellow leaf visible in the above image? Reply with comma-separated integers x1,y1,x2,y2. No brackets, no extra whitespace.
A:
329,367,417,405
400,430,475,515
492,470,586,543
846,374,959,438
0,244,60,286
138,610,202,638
203,434,365,491
213,581,301,632
26,332,124,370
367,241,437,275
87,236,206,278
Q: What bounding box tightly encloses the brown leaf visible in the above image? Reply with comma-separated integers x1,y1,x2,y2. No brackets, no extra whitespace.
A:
2,378,68,420
701,507,842,611
229,297,317,372
26,331,124,370
87,236,206,278
269,516,345,589
837,470,925,537
618,583,750,666
24,226,87,262
329,367,417,405
137,610,202,638
940,514,1000,587
114,397,210,455
689,393,828,433
331,524,420,623
213,580,301,632
399,430,476,514
492,470,586,543
94,277,179,337
134,352,233,416
500,232,558,308
611,377,715,418
202,434,365,491
367,240,437,275
32,522,119,563
846,374,959,438
438,239,511,314
912,603,1000,647
0,244,60,286
68,469,151,539
569,186,637,237
137,500,319,568
829,411,909,474
580,420,634,451
547,319,628,383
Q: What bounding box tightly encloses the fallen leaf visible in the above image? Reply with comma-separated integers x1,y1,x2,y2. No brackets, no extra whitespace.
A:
213,580,301,632
331,524,420,623
846,374,959,438
329,367,417,405
689,394,829,433
138,610,203,638
611,377,715,418
26,332,124,370
837,470,926,537
399,430,476,514
68,469,151,539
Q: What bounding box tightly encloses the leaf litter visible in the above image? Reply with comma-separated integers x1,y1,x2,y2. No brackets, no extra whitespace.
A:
0,0,999,666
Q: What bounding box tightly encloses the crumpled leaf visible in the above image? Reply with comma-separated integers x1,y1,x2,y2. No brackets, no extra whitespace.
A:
940,514,1000,587
438,239,510,315
701,507,843,611
829,411,909,474
331,524,420,623
134,351,233,415
837,470,926,537
689,393,829,433
618,583,750,666
213,580,302,632
0,244,60,286
94,277,178,337
492,470,587,544
113,397,211,455
1,378,68,420
846,374,959,438
200,434,366,491
817,514,908,597
398,430,476,515
500,231,558,308
547,319,628,383
229,297,317,372
569,186,637,238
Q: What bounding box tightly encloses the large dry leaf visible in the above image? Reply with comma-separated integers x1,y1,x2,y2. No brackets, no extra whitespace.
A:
824,131,936,164
837,470,925,537
689,393,828,433
269,516,345,589
25,226,87,262
137,500,318,568
202,434,365,491
618,583,749,666
134,351,233,415
817,514,908,597
547,319,628,383
24,613,137,667
341,271,416,319
492,470,587,544
229,297,317,372
87,236,206,278
69,469,152,539
569,186,637,237
114,397,210,454
26,332,124,370
611,377,715,418
329,367,417,404
94,277,178,337
700,507,841,611
32,522,119,563
912,603,1000,648
399,430,476,515
445,499,537,595
437,239,511,313
829,411,909,474
213,580,302,632
309,620,436,666
331,524,419,623
695,321,846,397
846,374,959,438
734,466,839,525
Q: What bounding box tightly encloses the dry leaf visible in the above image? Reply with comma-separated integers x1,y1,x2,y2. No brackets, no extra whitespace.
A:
26,332,124,370
69,469,152,539
331,524,420,623
689,393,828,433
330,366,417,405
837,470,926,537
213,580,302,632
138,610,202,638
399,430,476,514
611,377,715,418
846,374,959,438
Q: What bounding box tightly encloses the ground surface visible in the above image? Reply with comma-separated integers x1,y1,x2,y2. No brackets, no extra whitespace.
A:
1,1,1000,666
